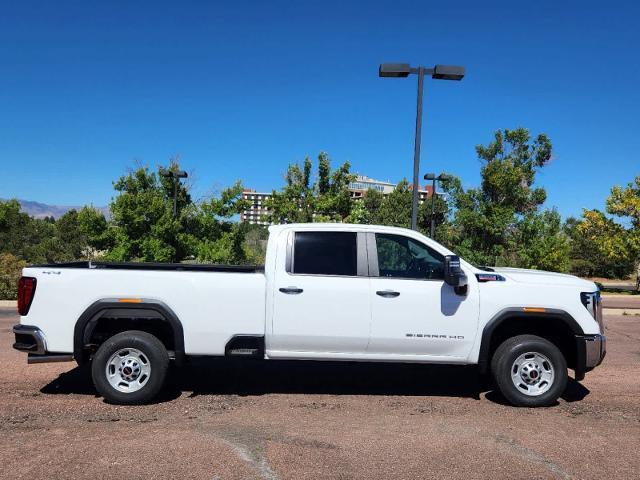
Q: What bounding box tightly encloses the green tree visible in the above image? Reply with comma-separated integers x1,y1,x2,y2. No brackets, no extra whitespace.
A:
243,224,269,264
345,197,371,224
106,162,190,262
55,210,86,259
78,206,112,253
374,179,413,227
191,181,250,264
0,199,63,263
607,175,640,288
265,152,354,224
567,176,640,282
0,162,257,268
106,160,250,264
195,225,246,264
566,210,631,278
315,153,355,221
508,209,570,271
357,188,385,224
266,157,315,224
447,128,556,268
0,253,26,300
0,200,36,258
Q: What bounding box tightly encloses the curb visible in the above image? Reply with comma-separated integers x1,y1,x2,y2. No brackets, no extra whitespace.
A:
603,308,640,316
0,300,16,308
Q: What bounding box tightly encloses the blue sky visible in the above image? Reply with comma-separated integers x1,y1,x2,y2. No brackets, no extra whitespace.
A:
1,0,638,218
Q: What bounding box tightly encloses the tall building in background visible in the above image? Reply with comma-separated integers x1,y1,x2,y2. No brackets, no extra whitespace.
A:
349,174,433,203
240,175,434,225
348,175,395,199
240,189,272,225
413,183,434,204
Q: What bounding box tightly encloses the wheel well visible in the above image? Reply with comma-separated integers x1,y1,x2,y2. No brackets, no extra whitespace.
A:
74,301,185,365
483,316,578,371
88,316,175,350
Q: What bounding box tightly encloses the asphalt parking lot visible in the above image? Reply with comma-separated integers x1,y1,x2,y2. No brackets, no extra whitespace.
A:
1,307,638,480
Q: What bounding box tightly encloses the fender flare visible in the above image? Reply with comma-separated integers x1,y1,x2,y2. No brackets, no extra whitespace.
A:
477,307,584,373
73,299,185,365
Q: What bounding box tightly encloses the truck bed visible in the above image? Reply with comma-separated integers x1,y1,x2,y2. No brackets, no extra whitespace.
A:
22,261,267,355
29,261,264,273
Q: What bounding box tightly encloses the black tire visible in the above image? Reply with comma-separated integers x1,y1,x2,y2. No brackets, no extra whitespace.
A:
91,330,169,405
491,334,567,407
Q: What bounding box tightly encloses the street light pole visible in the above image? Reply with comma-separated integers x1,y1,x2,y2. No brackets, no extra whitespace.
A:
411,67,425,231
430,175,437,238
424,173,450,239
379,63,465,230
160,169,188,218
172,178,178,217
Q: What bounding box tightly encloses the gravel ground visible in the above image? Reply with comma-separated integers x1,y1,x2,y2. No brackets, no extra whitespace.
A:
1,308,639,479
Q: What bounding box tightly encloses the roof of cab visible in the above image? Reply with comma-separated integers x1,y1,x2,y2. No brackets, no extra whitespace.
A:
267,223,466,269
268,223,416,235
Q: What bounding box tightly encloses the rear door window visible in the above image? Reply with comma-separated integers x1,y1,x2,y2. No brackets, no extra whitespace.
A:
293,232,357,276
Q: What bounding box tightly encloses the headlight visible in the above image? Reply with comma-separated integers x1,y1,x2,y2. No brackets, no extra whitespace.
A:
581,291,604,333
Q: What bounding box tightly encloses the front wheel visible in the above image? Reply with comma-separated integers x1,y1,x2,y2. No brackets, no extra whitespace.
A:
491,334,567,407
91,330,169,405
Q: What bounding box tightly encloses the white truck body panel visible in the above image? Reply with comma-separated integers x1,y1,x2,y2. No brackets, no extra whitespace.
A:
19,223,602,365
22,268,265,355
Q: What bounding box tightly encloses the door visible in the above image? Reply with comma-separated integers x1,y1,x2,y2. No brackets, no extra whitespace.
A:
269,230,371,355
368,232,479,359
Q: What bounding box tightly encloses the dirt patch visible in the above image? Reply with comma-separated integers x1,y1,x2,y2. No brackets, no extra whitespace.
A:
1,308,639,479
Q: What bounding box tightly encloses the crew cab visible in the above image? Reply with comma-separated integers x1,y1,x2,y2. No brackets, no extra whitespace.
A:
13,223,606,406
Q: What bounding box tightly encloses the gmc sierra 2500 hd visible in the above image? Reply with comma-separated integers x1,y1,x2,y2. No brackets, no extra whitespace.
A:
13,223,605,406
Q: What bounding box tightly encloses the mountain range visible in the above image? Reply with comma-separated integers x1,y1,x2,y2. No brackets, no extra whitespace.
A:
2,199,109,219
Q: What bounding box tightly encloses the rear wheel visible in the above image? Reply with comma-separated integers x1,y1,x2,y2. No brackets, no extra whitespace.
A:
491,334,567,407
91,330,169,405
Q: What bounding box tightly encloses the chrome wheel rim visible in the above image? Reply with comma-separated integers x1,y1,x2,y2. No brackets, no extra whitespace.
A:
510,351,554,396
105,348,151,393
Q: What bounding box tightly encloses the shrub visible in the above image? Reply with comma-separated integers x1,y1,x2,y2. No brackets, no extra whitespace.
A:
0,253,26,300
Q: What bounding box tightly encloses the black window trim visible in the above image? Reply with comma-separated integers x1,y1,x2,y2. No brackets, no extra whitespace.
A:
367,232,445,282
286,230,368,278
284,229,446,281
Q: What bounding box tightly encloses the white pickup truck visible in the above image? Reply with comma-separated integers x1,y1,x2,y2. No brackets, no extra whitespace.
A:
13,223,605,407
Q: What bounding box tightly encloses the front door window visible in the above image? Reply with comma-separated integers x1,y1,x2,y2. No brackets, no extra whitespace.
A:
375,233,444,280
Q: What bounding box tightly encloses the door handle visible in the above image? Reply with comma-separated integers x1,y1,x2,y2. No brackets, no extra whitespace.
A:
376,290,400,298
279,287,304,295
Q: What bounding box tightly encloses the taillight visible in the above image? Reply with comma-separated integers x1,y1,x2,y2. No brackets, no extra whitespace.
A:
17,277,37,316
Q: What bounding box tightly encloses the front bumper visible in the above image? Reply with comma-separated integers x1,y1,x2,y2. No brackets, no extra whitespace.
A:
575,333,606,380
12,325,74,364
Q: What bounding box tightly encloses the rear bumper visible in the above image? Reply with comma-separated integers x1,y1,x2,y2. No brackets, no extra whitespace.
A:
12,324,74,364
574,334,606,380
13,324,46,354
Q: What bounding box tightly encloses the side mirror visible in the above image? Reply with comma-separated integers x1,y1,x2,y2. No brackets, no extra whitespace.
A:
444,255,468,295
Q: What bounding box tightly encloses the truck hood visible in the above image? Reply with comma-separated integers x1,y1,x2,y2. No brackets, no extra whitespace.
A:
490,267,597,290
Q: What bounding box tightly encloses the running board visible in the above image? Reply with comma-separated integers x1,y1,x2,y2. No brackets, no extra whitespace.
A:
228,348,261,357
28,353,74,364
225,335,265,359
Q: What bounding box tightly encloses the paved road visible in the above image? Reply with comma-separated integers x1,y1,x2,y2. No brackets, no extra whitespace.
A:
602,295,640,309
1,308,639,479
